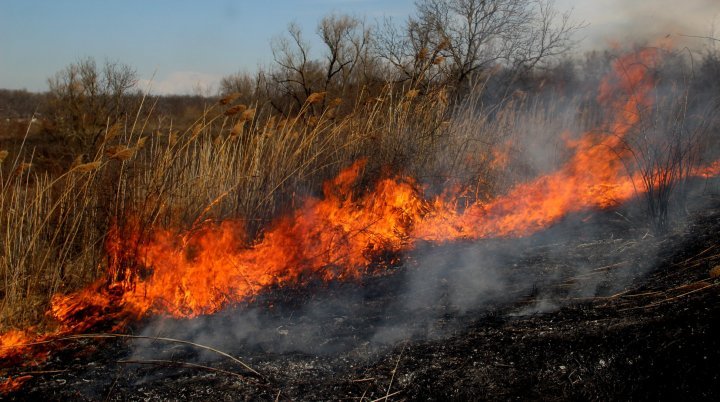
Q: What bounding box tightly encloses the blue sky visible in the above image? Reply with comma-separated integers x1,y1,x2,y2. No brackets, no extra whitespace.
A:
1,0,718,94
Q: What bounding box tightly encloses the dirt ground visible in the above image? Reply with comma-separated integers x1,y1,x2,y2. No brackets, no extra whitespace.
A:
3,198,720,401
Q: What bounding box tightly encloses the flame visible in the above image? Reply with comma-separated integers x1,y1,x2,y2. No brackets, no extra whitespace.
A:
697,160,720,178
0,330,33,356
415,48,659,240
0,375,32,394
1,47,719,382
120,162,424,318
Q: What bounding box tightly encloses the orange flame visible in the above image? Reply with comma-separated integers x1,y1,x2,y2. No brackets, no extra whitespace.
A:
0,375,33,394
416,48,659,240
696,160,720,178
1,47,719,383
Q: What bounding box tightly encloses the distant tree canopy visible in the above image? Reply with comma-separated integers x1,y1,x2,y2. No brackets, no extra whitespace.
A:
45,57,140,153
5,0,719,147
217,0,582,116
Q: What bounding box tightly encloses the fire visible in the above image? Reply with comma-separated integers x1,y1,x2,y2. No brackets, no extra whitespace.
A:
697,160,720,178
415,48,658,240
1,47,718,383
0,375,33,394
121,162,424,317
0,330,33,356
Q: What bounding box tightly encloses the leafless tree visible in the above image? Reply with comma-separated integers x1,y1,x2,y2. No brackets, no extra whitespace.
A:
376,0,583,90
267,15,372,115
46,57,139,153
218,69,270,107
269,22,320,113
616,52,716,233
373,15,448,88
317,14,371,98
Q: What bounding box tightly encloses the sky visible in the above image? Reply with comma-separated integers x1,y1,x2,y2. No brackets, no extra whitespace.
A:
1,0,718,95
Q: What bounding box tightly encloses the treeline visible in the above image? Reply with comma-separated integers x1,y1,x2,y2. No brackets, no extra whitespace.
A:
1,1,581,137
1,0,719,173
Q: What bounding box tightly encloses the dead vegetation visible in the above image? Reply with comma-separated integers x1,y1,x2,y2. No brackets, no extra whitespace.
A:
2,43,720,332
2,199,719,400
1,4,720,400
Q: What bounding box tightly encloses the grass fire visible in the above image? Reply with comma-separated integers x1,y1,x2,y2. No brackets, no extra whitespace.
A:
2,1,720,399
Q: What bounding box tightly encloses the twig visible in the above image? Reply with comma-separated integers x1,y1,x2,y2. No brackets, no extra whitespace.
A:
360,386,369,401
371,390,402,402
74,333,264,380
10,333,265,381
591,261,628,272
677,33,720,42
672,245,717,267
381,343,406,402
619,290,662,298
352,377,376,383
117,359,251,380
105,367,123,402
17,370,67,375
619,282,718,311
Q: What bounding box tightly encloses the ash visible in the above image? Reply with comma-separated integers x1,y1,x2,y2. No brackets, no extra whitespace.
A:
6,201,720,401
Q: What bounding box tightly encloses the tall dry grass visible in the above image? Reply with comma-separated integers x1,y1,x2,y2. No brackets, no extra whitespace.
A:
0,85,577,329
0,86,474,329
2,76,714,331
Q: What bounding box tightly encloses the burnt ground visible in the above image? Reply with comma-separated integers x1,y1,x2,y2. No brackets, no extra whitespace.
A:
3,196,720,401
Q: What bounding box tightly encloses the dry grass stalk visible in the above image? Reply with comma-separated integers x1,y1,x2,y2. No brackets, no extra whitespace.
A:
169,131,178,146
70,155,84,169
416,47,428,61
0,150,8,164
218,92,241,105
329,98,343,108
73,161,101,173
240,108,256,123
104,123,123,142
106,145,134,161
12,163,32,176
191,124,203,139
230,122,245,137
224,104,247,116
306,92,327,104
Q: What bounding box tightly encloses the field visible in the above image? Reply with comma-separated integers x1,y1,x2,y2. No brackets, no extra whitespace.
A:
1,12,720,400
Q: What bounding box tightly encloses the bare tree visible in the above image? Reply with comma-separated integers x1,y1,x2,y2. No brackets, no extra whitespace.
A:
373,16,448,87
266,15,372,115
376,0,582,90
218,69,270,107
317,14,371,100
46,57,139,153
270,22,320,113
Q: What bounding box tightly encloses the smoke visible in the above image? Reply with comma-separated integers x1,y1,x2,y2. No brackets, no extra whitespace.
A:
126,44,720,366
564,0,720,50
129,210,660,365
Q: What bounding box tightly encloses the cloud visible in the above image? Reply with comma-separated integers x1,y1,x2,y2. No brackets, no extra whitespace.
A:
137,71,223,95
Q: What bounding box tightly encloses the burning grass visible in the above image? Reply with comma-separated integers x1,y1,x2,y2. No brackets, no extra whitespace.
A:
1,46,720,397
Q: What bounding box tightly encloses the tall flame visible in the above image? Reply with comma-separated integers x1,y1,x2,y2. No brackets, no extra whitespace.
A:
415,48,659,241
1,48,718,375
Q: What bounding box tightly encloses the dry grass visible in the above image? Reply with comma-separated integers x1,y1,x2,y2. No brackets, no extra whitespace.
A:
0,85,564,329
0,76,715,332
0,86,468,329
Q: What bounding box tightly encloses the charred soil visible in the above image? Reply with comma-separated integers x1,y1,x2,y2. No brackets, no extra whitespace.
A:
4,200,720,401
